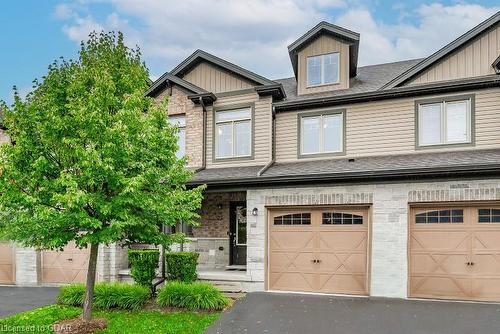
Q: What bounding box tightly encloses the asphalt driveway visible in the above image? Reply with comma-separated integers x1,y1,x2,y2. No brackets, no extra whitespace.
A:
0,286,60,318
206,292,500,334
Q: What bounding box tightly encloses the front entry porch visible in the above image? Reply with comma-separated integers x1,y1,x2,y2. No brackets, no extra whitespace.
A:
185,191,248,270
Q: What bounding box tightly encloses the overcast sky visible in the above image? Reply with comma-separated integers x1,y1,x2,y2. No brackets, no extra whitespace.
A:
1,1,499,103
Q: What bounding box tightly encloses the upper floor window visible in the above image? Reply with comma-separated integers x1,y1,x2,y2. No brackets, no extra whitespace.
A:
215,107,252,159
307,53,339,87
417,96,473,147
300,111,344,156
169,115,186,159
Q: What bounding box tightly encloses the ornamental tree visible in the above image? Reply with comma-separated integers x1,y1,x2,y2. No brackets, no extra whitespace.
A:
0,32,204,322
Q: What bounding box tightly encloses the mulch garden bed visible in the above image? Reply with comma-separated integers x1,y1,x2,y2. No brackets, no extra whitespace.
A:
54,317,107,334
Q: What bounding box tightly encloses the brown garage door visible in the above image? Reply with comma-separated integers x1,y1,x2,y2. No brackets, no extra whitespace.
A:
42,242,90,284
0,242,14,284
409,205,500,302
268,207,369,295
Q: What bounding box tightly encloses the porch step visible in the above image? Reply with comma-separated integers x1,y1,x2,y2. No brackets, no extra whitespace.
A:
200,280,244,294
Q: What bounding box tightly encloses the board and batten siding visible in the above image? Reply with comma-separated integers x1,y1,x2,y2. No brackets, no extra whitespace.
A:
407,24,500,85
275,88,500,162
182,62,255,93
297,35,350,95
206,92,272,168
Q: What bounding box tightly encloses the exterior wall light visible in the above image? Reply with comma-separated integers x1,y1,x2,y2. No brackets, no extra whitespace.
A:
252,208,259,216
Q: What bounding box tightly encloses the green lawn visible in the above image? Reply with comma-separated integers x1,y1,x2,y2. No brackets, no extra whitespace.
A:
0,305,220,334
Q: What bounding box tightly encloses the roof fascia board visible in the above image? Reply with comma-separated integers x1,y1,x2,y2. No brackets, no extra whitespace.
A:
381,11,500,89
274,75,500,112
170,49,275,86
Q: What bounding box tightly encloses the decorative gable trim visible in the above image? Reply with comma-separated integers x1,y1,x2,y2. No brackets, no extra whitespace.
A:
381,11,500,89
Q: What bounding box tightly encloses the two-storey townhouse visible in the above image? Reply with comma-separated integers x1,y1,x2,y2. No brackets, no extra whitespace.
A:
3,11,500,303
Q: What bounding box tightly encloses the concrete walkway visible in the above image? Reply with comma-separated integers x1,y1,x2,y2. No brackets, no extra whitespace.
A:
0,286,60,318
206,292,500,334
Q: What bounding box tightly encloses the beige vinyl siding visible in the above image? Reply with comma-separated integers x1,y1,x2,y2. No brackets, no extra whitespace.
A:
275,88,500,162
182,62,255,93
206,92,272,168
408,25,500,85
298,35,350,95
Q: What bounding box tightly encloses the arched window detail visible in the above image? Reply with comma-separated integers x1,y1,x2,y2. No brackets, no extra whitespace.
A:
415,209,463,224
322,212,363,225
273,213,311,225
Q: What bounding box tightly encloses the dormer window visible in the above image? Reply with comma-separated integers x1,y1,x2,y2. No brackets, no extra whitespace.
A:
307,52,340,87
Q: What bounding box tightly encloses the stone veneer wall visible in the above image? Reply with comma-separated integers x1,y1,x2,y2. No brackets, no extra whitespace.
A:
246,179,500,298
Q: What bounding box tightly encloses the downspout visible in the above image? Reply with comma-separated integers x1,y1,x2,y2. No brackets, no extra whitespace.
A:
258,105,276,176
195,96,207,173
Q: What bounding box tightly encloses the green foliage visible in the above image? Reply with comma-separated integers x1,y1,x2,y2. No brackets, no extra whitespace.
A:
0,305,220,334
0,30,204,251
58,282,150,310
156,281,230,311
0,305,81,334
166,252,199,283
128,249,160,289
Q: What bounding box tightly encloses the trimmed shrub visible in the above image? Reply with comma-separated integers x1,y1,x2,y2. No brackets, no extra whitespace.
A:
165,252,199,283
156,281,230,311
128,249,160,290
58,283,150,310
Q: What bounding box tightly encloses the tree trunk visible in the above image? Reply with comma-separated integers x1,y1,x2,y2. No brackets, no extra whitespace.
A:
82,243,99,322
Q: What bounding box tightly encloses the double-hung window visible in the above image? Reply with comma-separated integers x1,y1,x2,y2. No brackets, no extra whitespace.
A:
307,52,340,87
215,107,252,159
169,115,186,158
300,111,344,156
417,96,473,147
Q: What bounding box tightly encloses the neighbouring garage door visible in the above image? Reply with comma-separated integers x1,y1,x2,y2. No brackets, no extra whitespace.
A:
0,242,14,284
41,242,90,284
268,207,369,295
410,205,500,302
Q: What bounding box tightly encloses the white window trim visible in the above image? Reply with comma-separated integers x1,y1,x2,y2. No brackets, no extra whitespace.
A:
214,108,252,159
306,52,340,88
418,98,472,147
300,112,344,156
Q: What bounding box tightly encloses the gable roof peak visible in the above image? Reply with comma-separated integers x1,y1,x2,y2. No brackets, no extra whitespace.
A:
170,49,276,86
381,10,500,89
288,21,360,79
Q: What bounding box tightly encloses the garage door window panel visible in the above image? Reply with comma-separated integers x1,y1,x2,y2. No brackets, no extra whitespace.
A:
273,213,311,225
415,209,463,224
478,209,500,223
322,212,363,225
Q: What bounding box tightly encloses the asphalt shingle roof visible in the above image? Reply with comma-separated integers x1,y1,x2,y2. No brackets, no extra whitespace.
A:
274,58,423,103
189,149,500,185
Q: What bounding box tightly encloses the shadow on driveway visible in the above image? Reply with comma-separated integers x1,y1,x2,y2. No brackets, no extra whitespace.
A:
0,286,60,318
206,292,500,334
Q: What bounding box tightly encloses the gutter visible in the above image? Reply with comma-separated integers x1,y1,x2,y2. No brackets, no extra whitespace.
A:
195,97,207,172
258,106,276,176
274,75,500,112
